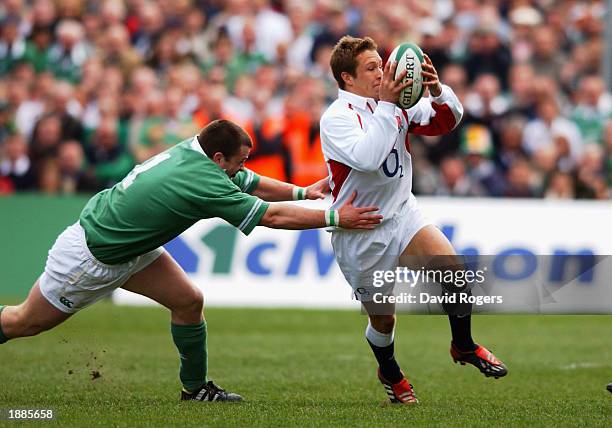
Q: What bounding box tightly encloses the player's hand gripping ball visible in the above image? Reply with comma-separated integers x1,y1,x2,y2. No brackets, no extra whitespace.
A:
388,43,424,109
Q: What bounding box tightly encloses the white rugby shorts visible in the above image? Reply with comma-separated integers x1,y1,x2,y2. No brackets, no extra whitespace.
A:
331,195,431,302
39,221,164,314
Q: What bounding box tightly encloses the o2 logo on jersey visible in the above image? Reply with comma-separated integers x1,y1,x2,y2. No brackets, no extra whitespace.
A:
382,148,404,178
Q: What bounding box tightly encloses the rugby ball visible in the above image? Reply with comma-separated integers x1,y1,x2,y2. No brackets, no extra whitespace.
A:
388,43,425,109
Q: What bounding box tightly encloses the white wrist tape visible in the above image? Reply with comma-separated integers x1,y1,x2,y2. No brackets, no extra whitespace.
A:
292,187,306,200
325,209,339,227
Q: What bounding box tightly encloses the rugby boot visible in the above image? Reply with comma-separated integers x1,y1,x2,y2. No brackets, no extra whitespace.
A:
451,342,508,379
181,380,243,402
377,369,418,404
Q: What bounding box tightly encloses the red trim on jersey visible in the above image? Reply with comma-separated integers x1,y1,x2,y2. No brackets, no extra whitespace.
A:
408,103,456,136
401,110,411,153
366,102,374,113
348,103,363,129
328,159,352,201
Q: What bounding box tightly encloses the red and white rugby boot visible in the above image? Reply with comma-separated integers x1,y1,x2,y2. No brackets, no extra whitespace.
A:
450,342,508,379
377,369,418,404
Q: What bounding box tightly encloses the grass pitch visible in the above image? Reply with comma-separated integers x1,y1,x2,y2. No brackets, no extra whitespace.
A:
0,303,610,427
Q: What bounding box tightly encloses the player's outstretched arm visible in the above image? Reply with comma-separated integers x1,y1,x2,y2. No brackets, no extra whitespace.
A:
252,176,330,202
258,191,382,230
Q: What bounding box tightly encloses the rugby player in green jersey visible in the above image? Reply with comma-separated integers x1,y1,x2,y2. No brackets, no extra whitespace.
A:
0,120,382,402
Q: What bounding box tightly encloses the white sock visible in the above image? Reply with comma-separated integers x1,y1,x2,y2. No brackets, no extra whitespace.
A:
365,320,394,348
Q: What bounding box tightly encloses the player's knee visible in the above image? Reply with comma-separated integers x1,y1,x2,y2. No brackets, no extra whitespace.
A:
192,288,204,314
2,305,59,339
182,287,204,316
370,314,395,334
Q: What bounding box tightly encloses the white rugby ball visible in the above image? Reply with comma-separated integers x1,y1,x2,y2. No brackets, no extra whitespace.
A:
388,43,425,109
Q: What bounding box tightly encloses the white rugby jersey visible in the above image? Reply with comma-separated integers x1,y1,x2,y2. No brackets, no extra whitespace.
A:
320,85,463,225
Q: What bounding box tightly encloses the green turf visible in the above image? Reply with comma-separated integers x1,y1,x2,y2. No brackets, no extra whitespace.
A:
0,303,610,427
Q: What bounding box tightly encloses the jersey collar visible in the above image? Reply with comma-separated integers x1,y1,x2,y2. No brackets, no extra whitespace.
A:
189,135,208,157
338,89,377,111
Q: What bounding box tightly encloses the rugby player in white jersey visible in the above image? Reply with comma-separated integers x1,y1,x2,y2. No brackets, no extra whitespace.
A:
320,36,507,404
0,119,383,402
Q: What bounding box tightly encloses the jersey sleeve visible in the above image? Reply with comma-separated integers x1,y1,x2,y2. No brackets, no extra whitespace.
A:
231,168,260,194
407,84,464,135
320,101,399,172
204,185,269,235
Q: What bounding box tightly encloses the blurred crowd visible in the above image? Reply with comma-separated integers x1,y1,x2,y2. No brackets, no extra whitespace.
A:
0,0,610,199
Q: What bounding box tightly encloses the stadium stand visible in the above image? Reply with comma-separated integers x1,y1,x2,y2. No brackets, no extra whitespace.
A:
0,0,609,199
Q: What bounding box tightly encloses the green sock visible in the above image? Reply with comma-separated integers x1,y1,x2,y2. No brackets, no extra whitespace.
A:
0,305,8,344
171,320,207,392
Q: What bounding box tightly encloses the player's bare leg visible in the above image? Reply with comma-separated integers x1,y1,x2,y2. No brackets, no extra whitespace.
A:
0,279,72,343
400,225,507,379
121,252,242,402
362,301,418,404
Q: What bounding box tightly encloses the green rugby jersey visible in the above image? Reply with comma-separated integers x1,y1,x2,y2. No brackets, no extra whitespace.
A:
79,136,269,265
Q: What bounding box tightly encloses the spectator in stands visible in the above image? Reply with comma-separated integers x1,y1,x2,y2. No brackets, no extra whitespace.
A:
238,88,288,182
529,25,566,81
179,8,210,65
571,75,612,145
223,74,255,123
131,87,197,164
309,3,350,67
463,24,511,88
461,124,506,196
56,140,99,193
284,0,315,72
506,63,537,119
523,98,583,171
544,170,575,199
36,157,61,194
462,73,509,146
132,1,165,60
23,25,54,73
48,20,90,83
253,0,293,62
0,133,35,191
418,17,451,73
495,116,528,173
100,24,142,80
0,102,14,143
14,72,55,138
29,113,63,172
437,156,483,197
48,80,84,141
84,116,133,189
0,15,26,75
504,157,538,198
191,81,227,129
29,0,57,30
575,144,608,199
284,77,328,187
100,0,126,28
201,28,237,88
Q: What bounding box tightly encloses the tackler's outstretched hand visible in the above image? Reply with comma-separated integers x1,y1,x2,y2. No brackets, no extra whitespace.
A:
338,191,382,230
305,177,331,200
